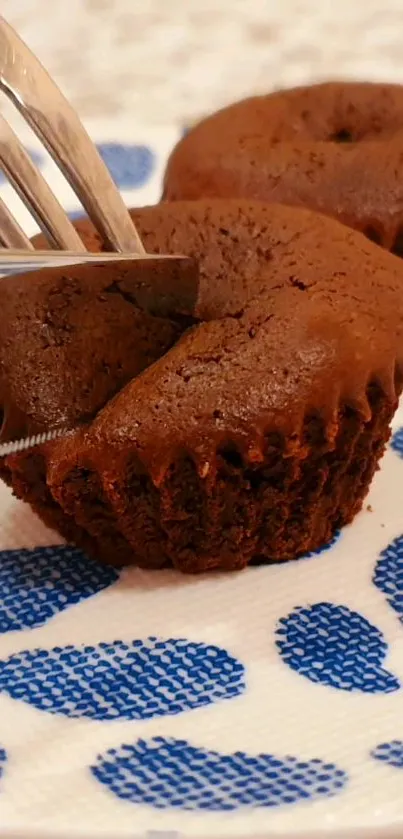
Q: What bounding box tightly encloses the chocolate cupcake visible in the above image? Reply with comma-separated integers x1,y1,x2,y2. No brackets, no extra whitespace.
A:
2,199,403,571
163,82,403,254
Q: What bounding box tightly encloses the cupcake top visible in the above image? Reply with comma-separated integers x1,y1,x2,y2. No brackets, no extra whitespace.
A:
163,82,403,252
1,198,403,479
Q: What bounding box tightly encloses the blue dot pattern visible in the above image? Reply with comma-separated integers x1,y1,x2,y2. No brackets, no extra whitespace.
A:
0,638,245,720
0,747,6,784
302,531,340,559
373,535,403,622
96,143,155,189
0,545,118,633
371,741,403,768
91,737,348,810
276,602,399,693
391,427,403,458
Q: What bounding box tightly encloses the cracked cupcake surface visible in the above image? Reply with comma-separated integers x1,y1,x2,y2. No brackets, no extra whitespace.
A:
163,82,403,253
1,199,403,572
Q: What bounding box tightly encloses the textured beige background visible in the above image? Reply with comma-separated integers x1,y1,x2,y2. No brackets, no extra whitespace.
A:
3,0,403,124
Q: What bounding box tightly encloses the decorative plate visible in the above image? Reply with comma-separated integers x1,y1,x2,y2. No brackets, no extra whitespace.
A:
0,121,403,839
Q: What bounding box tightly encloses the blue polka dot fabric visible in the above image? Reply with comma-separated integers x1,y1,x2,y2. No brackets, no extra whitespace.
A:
0,638,244,720
373,534,403,622
0,748,6,784
0,127,403,838
275,602,399,693
300,530,341,560
390,426,403,458
0,545,118,633
91,737,348,810
96,143,155,189
371,741,403,768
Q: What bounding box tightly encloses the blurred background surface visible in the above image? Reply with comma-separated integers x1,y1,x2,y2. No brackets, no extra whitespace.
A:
3,0,403,125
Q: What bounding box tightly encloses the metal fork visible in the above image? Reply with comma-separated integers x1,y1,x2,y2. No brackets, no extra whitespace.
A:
0,15,145,254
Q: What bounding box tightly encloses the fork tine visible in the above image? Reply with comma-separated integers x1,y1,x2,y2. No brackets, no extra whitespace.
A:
0,113,86,251
0,196,33,249
0,17,145,255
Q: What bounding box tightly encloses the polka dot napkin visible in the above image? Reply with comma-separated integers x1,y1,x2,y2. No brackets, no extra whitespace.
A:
0,118,403,839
